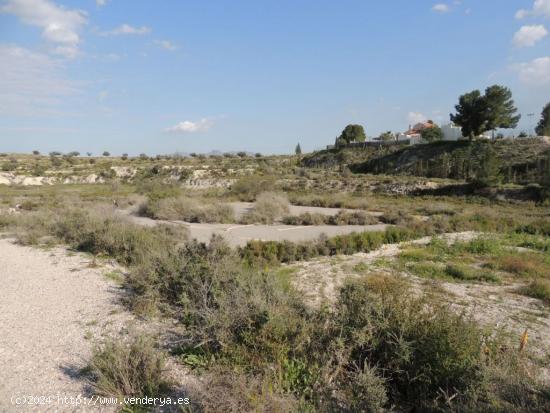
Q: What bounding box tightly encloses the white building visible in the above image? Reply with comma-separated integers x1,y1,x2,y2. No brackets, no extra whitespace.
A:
441,123,463,141
441,123,494,140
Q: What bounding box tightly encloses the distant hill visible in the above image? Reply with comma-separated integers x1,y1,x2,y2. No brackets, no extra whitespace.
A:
350,138,550,185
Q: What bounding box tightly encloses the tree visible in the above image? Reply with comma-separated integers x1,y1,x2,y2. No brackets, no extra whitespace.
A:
32,150,40,155
474,144,501,187
295,143,302,155
484,85,520,134
86,152,92,157
421,125,443,142
121,153,128,160
339,124,366,144
379,131,394,142
450,90,489,139
451,85,520,139
535,102,550,137
102,151,110,157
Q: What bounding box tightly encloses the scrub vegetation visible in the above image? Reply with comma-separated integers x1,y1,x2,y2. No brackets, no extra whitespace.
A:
1,149,550,412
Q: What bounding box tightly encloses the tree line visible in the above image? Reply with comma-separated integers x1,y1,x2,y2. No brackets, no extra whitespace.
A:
333,86,549,145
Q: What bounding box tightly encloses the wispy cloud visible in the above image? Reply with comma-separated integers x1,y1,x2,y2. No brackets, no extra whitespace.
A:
513,25,548,47
164,118,212,133
407,112,427,124
96,0,108,6
516,0,550,19
0,44,82,116
515,56,550,85
102,24,151,36
154,40,178,51
0,0,87,58
432,3,450,13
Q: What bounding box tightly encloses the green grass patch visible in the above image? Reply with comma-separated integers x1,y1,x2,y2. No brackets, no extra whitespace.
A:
519,279,550,304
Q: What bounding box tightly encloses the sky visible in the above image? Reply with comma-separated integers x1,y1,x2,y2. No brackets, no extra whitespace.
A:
1,0,550,155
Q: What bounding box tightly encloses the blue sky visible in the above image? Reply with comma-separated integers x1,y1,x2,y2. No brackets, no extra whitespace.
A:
1,0,550,155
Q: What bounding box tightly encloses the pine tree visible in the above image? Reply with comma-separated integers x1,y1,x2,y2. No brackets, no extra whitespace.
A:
474,144,501,187
535,102,550,137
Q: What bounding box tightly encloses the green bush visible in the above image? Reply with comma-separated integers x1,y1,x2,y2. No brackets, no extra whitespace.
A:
240,226,422,265
326,277,496,409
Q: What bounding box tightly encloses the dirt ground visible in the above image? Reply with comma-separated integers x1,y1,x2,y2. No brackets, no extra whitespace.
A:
0,239,135,411
0,239,194,412
121,203,387,247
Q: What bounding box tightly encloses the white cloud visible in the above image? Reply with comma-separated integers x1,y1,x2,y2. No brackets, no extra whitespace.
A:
513,24,548,47
96,0,108,6
154,40,178,51
516,9,529,19
165,119,212,133
516,56,550,85
0,0,87,58
0,44,81,115
102,24,151,36
516,0,550,19
407,112,427,124
432,3,450,13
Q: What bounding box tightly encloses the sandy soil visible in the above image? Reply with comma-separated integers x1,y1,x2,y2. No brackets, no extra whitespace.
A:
0,239,179,412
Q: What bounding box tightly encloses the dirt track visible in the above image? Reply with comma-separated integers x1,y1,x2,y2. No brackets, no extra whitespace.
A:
0,239,133,412
122,203,388,247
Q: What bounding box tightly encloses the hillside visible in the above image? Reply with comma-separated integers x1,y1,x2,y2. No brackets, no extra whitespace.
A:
301,144,405,169
350,138,550,184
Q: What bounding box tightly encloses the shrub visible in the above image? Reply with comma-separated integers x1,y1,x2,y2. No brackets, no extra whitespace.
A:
141,196,235,223
14,208,183,267
380,210,414,225
240,226,422,265
136,181,183,202
461,236,501,255
1,160,17,171
517,219,550,236
497,254,545,277
326,278,497,409
198,368,299,412
328,210,378,225
282,212,326,226
231,176,276,201
519,279,550,303
87,336,170,401
241,192,289,224
445,263,500,283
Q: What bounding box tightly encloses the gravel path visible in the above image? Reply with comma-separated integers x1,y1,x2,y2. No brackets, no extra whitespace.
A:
0,239,133,412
